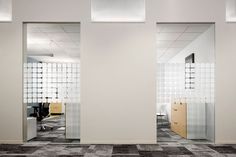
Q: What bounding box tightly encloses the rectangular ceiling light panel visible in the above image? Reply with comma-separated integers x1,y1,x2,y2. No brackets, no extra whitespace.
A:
226,0,236,22
91,0,145,22
0,0,12,22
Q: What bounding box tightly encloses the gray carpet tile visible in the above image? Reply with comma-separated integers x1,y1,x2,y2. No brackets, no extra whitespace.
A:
137,144,163,151
4,117,231,156
1,144,236,156
209,146,236,154
112,145,139,155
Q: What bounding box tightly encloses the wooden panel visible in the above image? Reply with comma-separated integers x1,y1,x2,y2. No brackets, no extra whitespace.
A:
171,121,179,134
179,123,187,138
50,103,63,114
178,103,187,126
171,102,187,138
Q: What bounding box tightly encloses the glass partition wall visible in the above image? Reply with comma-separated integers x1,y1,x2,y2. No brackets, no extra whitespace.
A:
23,23,80,142
156,23,215,143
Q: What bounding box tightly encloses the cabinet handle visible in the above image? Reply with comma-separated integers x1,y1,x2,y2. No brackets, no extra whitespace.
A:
174,122,178,124
174,109,177,111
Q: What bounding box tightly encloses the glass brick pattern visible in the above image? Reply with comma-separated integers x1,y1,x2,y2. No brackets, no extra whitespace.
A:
24,62,80,139
157,63,215,139
66,103,80,139
157,63,214,105
24,63,80,103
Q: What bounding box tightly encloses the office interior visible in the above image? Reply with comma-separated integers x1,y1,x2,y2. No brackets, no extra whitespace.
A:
24,23,80,142
1,0,236,152
156,23,215,143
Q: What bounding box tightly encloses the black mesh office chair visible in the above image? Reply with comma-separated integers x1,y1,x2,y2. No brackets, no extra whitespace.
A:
30,102,53,131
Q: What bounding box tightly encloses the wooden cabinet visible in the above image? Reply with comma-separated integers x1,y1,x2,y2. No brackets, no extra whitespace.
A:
50,103,63,115
171,102,187,138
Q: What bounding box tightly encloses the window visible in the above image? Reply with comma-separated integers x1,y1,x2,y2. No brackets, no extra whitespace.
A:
0,0,12,22
91,0,145,22
226,0,236,22
185,53,195,90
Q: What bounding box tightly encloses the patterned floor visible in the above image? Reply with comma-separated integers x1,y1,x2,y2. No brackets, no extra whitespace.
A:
1,143,236,156
30,115,80,144
157,128,211,144
1,117,234,156
157,116,211,144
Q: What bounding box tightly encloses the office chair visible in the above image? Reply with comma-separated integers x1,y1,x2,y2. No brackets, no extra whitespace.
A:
157,104,170,128
30,102,53,131
40,102,53,131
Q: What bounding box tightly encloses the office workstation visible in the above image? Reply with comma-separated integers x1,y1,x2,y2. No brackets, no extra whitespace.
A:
24,23,81,142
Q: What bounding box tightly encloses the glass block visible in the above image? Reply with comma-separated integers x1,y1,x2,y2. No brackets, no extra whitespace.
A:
38,99,42,103
28,98,32,103
31,63,36,67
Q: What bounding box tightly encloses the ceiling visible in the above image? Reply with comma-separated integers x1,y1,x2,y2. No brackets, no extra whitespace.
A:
27,23,80,63
156,24,212,63
27,23,211,63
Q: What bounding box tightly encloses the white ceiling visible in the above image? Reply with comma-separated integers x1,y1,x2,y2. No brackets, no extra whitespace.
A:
157,24,212,63
27,23,80,63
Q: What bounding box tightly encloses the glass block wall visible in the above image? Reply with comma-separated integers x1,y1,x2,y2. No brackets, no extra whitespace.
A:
157,63,185,109
157,63,214,111
24,62,80,139
66,103,80,139
24,63,80,103
157,63,215,140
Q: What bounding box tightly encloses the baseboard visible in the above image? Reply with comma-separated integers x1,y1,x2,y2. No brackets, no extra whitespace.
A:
0,140,23,144
214,140,236,144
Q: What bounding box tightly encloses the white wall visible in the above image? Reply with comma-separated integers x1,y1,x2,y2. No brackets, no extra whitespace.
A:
0,0,236,144
0,22,23,144
169,25,215,63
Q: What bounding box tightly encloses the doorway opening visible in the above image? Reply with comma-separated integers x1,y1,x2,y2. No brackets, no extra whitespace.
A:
156,23,215,144
23,23,81,143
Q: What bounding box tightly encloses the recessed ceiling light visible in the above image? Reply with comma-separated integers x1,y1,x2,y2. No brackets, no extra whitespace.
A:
28,53,54,57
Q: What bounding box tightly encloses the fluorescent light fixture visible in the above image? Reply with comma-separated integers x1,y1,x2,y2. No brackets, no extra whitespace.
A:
28,53,54,57
226,0,236,22
0,0,12,22
91,0,145,22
